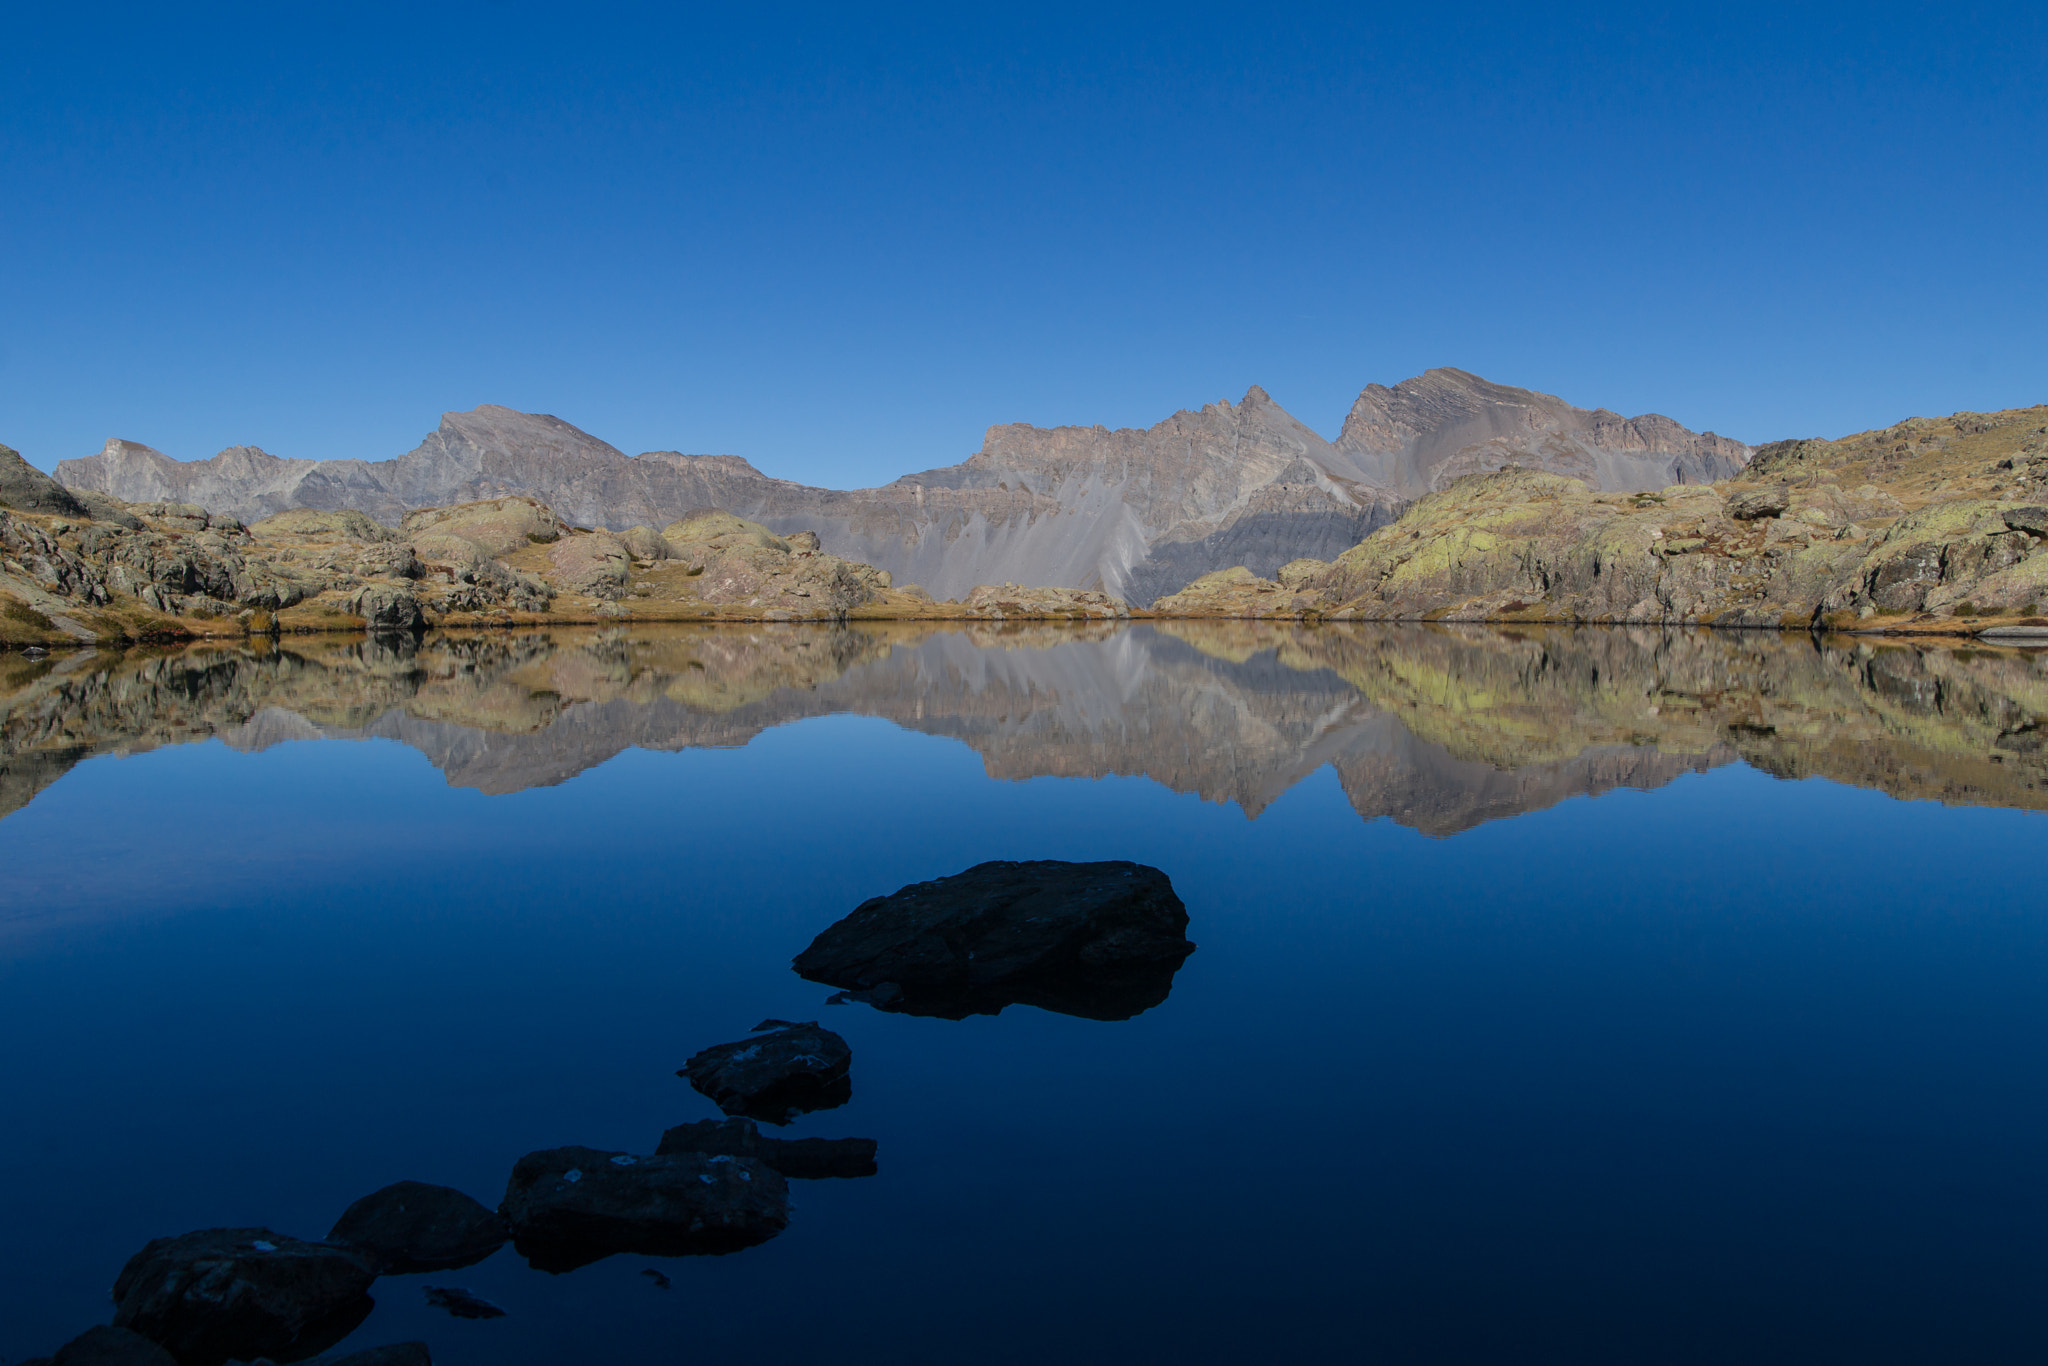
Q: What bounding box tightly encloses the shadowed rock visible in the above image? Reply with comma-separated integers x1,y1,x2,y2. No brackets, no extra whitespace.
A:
19,1325,176,1366
325,1345,432,1366
678,1021,852,1125
421,1286,505,1320
656,1117,877,1180
110,1228,376,1366
327,1181,507,1274
793,859,1195,1021
499,1146,790,1273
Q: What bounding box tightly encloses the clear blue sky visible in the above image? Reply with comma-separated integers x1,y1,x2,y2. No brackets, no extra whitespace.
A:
3,2,2042,484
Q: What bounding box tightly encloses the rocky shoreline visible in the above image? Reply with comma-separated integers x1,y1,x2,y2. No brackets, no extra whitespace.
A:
6,400,2048,648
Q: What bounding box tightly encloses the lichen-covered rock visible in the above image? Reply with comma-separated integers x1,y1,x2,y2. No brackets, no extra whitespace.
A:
110,1228,376,1366
547,531,630,598
1725,485,1790,520
400,497,568,556
961,583,1128,619
499,1145,790,1273
659,512,883,617
617,525,669,560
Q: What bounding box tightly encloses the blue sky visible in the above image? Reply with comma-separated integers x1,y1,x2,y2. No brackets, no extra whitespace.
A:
2,2,2042,485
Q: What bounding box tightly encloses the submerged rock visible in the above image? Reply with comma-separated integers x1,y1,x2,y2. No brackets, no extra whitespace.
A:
325,1345,432,1366
327,1181,507,1274
110,1228,376,1366
421,1285,506,1320
20,1325,176,1366
678,1021,853,1124
793,859,1195,1021
656,1117,878,1180
499,1146,791,1273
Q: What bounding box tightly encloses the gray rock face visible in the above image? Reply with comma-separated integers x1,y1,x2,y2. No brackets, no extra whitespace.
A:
51,373,1746,602
1332,368,1750,497
499,1145,791,1273
110,1228,377,1366
794,859,1196,1021
0,442,87,518
327,1180,507,1274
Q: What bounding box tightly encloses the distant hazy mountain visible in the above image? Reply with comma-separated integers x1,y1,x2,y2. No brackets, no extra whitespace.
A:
54,370,1747,602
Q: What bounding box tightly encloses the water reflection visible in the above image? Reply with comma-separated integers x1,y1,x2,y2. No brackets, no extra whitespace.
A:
2,621,2042,832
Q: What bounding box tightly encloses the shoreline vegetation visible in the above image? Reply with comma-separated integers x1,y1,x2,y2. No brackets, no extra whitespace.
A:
4,400,2045,649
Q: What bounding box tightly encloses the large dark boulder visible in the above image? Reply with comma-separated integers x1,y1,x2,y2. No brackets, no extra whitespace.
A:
793,859,1195,1021
657,1117,877,1180
499,1146,790,1273
109,1228,376,1366
328,1181,506,1274
21,1325,176,1366
678,1022,852,1124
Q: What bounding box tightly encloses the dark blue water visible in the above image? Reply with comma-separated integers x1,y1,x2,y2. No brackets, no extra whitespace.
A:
2,625,2045,1363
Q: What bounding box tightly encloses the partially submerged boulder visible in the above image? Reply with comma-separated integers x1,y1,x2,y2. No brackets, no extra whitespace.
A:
678,1021,853,1124
499,1146,790,1273
793,860,1195,1021
327,1180,507,1274
961,583,1129,620
656,1117,877,1180
110,1228,376,1366
325,1345,431,1366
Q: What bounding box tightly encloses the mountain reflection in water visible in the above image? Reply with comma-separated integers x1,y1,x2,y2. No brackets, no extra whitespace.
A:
2,620,2043,832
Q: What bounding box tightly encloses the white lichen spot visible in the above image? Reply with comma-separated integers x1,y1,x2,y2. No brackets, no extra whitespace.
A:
699,1174,716,1185
251,1240,277,1252
563,1169,583,1184
610,1155,638,1166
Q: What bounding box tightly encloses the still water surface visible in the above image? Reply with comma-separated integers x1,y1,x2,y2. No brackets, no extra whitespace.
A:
1,622,2044,1363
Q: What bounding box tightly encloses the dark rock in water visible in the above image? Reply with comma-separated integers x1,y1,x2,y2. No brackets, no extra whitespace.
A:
656,1117,878,1180
499,1145,791,1273
640,1268,672,1290
793,859,1195,1021
24,1325,176,1366
421,1286,505,1320
110,1228,376,1366
750,1018,799,1031
328,1181,507,1274
325,1345,432,1366
678,1022,852,1124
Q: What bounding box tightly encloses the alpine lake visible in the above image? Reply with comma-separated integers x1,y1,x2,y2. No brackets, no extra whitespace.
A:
2,620,2044,1365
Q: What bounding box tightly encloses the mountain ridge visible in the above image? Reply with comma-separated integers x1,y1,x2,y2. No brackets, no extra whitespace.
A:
54,370,1749,601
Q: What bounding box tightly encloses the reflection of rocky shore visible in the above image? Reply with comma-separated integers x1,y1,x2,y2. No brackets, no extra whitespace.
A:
2,621,2042,833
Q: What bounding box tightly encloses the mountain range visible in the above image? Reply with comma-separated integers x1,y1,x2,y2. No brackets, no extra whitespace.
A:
54,368,1748,603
